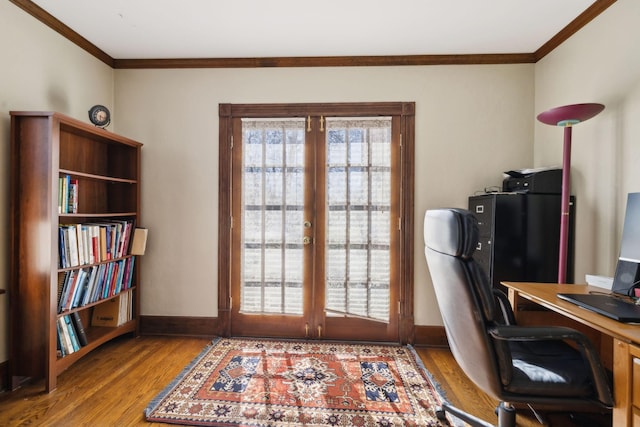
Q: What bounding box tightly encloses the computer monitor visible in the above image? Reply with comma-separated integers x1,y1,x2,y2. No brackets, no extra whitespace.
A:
612,192,640,296
620,192,640,262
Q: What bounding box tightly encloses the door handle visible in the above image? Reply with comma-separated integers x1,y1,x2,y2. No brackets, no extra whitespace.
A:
303,236,312,245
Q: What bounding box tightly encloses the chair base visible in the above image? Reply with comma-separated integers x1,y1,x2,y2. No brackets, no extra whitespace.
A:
436,401,518,427
436,401,495,427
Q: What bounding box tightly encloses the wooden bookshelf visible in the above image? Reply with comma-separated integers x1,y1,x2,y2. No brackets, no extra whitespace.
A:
9,111,142,392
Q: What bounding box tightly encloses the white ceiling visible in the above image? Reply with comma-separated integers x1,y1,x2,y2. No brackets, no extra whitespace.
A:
30,0,597,60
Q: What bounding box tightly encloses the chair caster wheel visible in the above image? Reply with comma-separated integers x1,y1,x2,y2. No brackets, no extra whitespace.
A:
497,402,516,427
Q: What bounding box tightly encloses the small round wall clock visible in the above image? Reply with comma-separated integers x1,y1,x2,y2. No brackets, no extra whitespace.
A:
88,105,111,128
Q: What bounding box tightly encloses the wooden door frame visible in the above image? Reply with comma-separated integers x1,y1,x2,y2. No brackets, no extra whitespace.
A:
217,102,415,344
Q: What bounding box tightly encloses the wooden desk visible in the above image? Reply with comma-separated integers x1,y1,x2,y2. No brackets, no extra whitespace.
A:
503,282,640,427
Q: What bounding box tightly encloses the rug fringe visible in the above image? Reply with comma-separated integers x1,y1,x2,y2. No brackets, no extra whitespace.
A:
144,337,221,419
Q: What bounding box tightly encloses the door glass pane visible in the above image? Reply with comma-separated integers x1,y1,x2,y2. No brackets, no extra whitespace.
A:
325,117,392,321
240,118,305,314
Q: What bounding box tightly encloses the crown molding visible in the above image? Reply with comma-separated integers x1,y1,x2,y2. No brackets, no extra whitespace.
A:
113,53,537,69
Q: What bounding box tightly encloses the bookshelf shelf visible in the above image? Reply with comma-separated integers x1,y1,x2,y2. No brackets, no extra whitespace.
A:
59,168,138,184
56,320,137,373
9,111,143,392
59,212,139,218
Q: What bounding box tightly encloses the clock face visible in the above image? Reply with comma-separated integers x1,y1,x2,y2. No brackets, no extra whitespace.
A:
88,105,111,128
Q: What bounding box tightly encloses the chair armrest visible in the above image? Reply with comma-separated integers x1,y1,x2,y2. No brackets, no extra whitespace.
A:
488,325,585,341
492,289,516,325
488,325,614,407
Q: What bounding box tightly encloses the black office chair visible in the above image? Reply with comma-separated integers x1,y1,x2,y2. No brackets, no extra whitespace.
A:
423,208,613,427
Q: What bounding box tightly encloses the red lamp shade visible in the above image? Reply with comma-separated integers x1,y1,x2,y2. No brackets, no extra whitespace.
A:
537,103,605,127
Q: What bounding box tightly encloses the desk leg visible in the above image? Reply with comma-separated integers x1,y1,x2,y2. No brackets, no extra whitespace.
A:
507,288,520,322
613,338,631,426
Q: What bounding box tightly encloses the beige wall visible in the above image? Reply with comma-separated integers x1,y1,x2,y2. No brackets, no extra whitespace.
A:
0,3,114,363
1,0,637,365
113,65,534,325
534,0,640,281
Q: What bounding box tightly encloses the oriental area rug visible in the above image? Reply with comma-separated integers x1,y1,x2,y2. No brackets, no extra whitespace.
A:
145,337,458,426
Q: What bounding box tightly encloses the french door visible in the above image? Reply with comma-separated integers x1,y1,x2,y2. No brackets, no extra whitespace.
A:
218,103,415,343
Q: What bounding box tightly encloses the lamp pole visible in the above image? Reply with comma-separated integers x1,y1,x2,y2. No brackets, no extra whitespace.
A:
558,125,573,284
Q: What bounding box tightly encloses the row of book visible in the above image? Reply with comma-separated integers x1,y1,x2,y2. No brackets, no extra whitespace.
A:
57,312,87,357
57,258,135,313
56,292,134,357
59,175,78,214
59,220,134,268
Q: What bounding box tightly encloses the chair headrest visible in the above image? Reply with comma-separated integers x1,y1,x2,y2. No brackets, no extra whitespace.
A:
424,208,478,259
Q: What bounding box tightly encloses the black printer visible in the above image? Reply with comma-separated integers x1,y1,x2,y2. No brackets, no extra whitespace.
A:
502,167,562,194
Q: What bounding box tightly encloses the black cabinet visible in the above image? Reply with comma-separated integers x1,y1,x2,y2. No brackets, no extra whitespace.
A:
468,193,575,289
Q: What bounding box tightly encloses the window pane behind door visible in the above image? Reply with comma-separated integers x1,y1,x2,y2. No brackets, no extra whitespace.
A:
325,118,391,321
241,119,305,314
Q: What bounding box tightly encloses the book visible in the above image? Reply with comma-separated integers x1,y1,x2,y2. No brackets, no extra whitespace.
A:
62,269,84,312
56,271,68,312
58,177,63,214
58,227,68,268
71,268,90,309
61,175,70,214
99,225,108,261
118,292,133,325
56,320,66,357
71,311,89,347
68,178,78,214
122,256,135,290
130,228,148,255
102,262,115,299
58,270,77,313
64,315,80,351
64,225,79,267
76,224,87,265
81,265,99,306
91,263,107,303
113,260,124,294
58,317,74,354
108,262,120,297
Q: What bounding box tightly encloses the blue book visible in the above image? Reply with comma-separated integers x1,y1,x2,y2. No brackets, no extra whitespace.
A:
115,259,125,293
64,315,80,351
103,262,115,299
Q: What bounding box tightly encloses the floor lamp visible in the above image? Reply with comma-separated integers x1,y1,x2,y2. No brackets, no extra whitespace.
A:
537,103,605,284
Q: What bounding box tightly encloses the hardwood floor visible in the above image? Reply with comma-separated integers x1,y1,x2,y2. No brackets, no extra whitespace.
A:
0,336,611,426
